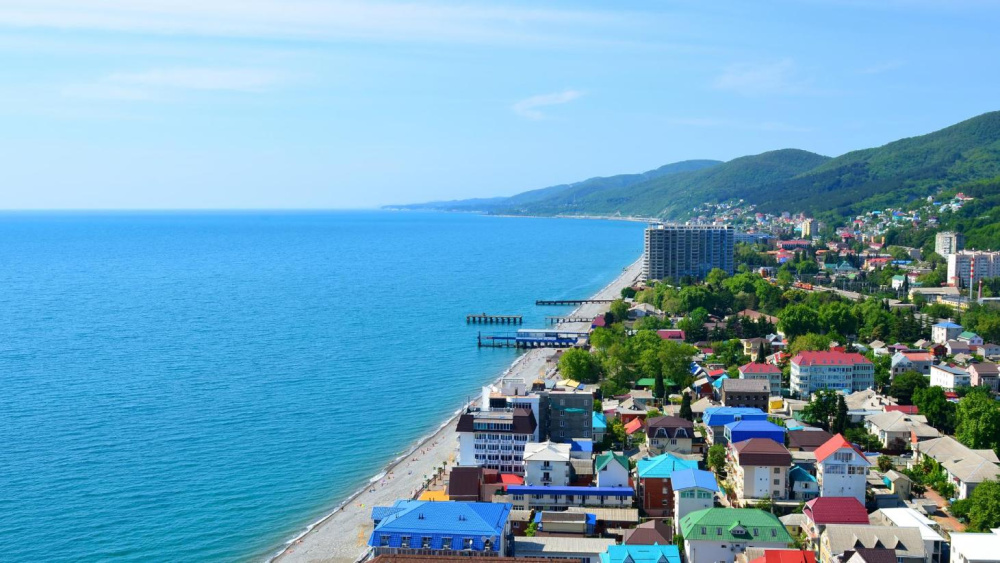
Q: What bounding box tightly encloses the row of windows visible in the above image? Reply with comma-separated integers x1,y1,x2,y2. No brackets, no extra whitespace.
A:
679,490,714,499
472,422,513,431
698,526,779,538
379,535,483,550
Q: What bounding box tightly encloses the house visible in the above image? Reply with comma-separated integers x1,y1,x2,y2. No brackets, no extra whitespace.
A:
968,362,1000,393
369,501,512,557
671,469,720,534
505,485,634,511
790,351,875,398
789,465,819,500
622,519,674,545
946,340,972,357
645,415,696,455
657,329,686,343
515,537,616,563
869,508,947,563
532,511,594,536
728,438,792,503
814,434,870,503
882,470,913,501
958,331,984,346
457,407,536,474
601,545,682,563
592,412,608,442
931,321,962,344
725,420,786,446
565,506,640,535
779,514,810,538
892,275,907,290
747,549,817,563
636,453,699,516
595,452,630,488
740,363,784,393
787,429,834,452
802,497,869,541
913,436,1000,499
977,343,1000,358
447,466,486,502
629,303,663,319
891,351,935,377
722,379,772,410
523,441,572,486
679,508,793,563
949,530,1000,563
929,364,971,391
703,407,769,445
743,338,769,361
844,548,901,563
820,525,926,563
864,412,939,449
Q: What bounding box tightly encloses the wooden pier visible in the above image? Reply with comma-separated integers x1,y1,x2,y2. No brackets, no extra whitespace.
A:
546,316,598,324
535,299,615,306
477,330,589,349
466,314,523,324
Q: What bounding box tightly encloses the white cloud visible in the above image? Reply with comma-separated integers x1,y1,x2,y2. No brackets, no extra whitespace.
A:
512,90,583,120
62,67,283,101
0,0,636,47
713,58,806,96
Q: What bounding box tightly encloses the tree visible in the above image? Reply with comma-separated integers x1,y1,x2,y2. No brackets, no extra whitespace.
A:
609,299,630,324
888,371,929,405
802,389,840,431
621,286,637,299
967,479,1000,532
831,395,849,435
707,444,726,473
680,393,693,421
819,301,859,337
956,387,1000,452
913,386,956,434
654,372,665,401
779,304,822,340
558,348,600,383
593,399,603,412
525,521,538,537
877,455,894,472
789,333,832,357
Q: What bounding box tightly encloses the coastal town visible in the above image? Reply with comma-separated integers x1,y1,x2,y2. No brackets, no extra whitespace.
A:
280,205,1000,563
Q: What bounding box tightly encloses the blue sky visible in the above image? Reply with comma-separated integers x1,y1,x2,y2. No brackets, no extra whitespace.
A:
1,0,999,209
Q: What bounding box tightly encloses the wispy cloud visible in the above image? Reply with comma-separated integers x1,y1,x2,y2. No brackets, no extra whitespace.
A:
0,0,639,48
62,67,283,101
859,60,905,75
667,116,813,133
713,58,807,96
512,90,583,120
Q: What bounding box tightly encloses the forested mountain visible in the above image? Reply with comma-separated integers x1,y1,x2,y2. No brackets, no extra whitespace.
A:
390,111,1000,220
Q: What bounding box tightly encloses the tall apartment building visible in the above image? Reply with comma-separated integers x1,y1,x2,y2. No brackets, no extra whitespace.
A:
947,250,1000,289
481,379,593,443
801,218,815,238
790,351,875,398
935,231,965,257
456,407,536,474
644,224,734,281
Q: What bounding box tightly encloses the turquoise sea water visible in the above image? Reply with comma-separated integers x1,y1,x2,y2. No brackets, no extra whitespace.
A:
1,211,644,562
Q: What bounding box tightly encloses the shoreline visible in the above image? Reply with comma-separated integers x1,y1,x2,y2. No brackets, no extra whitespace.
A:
270,256,644,563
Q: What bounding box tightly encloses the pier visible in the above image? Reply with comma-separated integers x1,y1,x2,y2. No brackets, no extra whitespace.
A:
535,299,615,306
466,314,523,324
546,316,597,324
477,329,590,349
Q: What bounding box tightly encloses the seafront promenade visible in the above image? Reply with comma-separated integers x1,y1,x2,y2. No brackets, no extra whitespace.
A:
273,257,643,563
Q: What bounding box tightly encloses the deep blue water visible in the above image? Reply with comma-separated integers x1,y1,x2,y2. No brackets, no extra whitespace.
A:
0,211,644,562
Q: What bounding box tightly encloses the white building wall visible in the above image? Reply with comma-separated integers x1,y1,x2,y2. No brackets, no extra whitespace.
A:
597,461,630,488
673,489,715,534
524,459,571,486
685,540,789,563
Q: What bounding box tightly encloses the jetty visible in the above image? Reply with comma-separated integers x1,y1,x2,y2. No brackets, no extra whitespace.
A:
535,299,615,306
477,329,589,349
545,316,597,325
466,314,523,324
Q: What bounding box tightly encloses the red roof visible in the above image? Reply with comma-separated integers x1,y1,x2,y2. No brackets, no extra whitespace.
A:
739,362,781,374
708,369,726,377
885,405,919,414
792,351,872,367
592,315,607,328
804,497,869,525
500,474,524,485
814,433,869,463
751,551,818,563
901,351,934,362
657,329,685,340
624,418,644,435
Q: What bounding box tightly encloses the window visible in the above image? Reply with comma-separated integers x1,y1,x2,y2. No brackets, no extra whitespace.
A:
463,538,474,550
380,535,390,547
421,537,431,549
400,536,411,548
834,451,853,463
717,527,724,536
442,537,453,549
774,467,780,474
701,527,707,535
773,479,780,485
484,539,493,550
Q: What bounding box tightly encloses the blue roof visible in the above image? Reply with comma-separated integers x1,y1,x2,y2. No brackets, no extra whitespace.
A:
670,469,719,492
592,412,608,431
788,465,817,484
601,545,682,563
637,453,699,479
571,439,594,452
368,501,511,550
724,420,786,433
506,485,634,496
934,321,962,328
702,407,767,427
711,374,730,388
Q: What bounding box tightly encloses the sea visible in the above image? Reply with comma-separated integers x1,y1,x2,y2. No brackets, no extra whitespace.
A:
0,210,644,562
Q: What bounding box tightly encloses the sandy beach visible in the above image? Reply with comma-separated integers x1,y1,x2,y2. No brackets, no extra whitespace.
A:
271,256,644,563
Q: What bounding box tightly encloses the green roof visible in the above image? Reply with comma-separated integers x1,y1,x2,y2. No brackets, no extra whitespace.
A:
595,452,629,472
959,331,978,339
636,378,656,387
892,275,905,281
679,508,792,543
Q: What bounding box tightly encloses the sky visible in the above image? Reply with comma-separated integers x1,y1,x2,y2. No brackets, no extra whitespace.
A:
1,0,999,209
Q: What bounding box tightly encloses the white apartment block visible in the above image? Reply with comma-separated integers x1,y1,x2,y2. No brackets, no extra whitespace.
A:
948,250,1000,289
790,351,875,398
